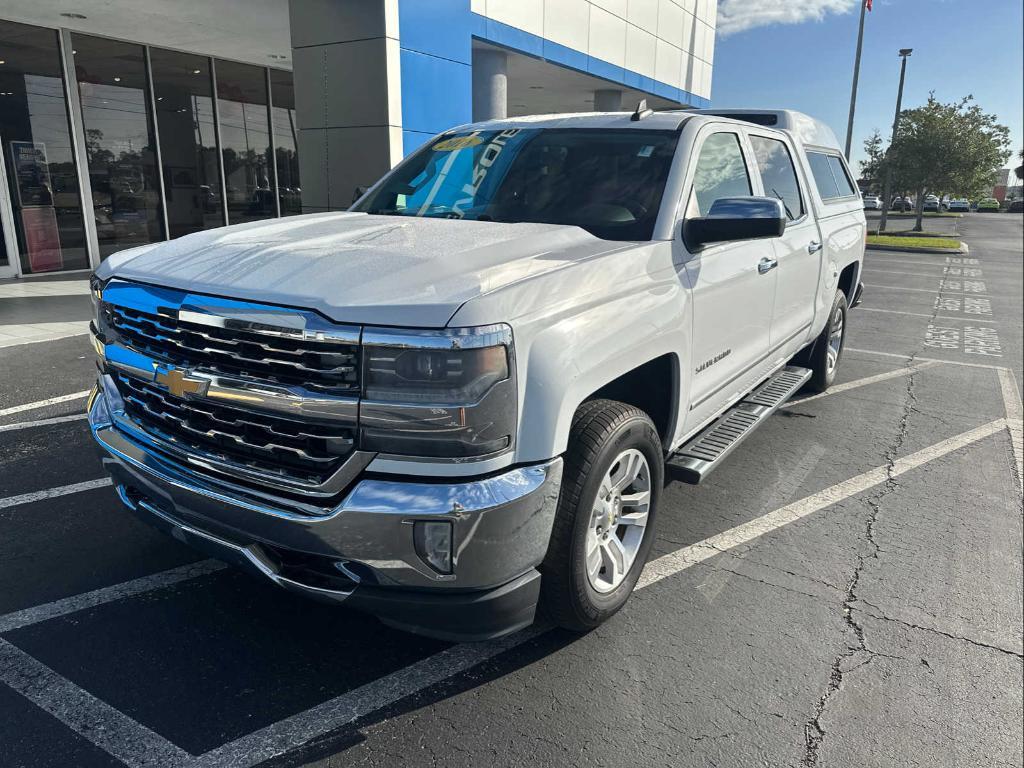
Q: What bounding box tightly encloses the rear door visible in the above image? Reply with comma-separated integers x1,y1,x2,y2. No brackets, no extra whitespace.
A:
747,130,821,358
681,128,777,433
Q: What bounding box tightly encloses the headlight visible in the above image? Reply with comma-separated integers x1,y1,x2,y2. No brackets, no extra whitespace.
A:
89,274,106,313
360,325,516,459
89,275,110,361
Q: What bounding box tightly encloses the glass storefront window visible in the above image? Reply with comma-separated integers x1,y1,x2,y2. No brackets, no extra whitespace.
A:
215,60,274,224
0,20,89,274
270,69,301,215
72,34,164,258
150,49,224,238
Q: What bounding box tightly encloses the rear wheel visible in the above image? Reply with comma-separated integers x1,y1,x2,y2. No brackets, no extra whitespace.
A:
801,289,848,393
539,399,663,632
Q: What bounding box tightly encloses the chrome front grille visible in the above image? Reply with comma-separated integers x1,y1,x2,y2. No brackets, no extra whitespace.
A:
96,280,370,501
106,304,359,394
115,372,355,488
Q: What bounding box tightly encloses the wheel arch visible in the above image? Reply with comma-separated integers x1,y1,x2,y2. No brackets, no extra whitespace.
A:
838,260,859,303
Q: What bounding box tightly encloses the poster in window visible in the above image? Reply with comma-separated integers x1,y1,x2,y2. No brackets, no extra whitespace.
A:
21,206,64,272
10,141,54,206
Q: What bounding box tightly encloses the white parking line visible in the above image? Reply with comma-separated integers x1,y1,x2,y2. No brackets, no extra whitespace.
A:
0,413,88,433
0,639,192,768
0,478,112,511
189,418,1008,768
863,283,990,297
997,369,1023,494
866,268,951,278
0,390,90,419
785,361,937,407
0,560,226,634
640,419,1006,589
858,307,997,324
864,257,951,268
846,347,1011,372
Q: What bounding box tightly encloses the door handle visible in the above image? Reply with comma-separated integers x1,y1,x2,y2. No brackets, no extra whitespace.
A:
807,240,823,254
757,257,778,274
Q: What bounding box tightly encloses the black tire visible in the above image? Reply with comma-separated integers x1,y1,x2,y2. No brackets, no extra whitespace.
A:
800,289,848,393
538,399,663,632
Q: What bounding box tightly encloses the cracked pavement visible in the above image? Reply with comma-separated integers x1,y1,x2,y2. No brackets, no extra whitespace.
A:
0,215,1021,767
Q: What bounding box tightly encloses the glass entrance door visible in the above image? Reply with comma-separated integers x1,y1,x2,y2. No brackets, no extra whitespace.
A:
0,216,17,279
0,158,18,279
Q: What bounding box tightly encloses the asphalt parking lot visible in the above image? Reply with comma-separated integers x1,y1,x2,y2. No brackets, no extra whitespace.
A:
1,213,1021,768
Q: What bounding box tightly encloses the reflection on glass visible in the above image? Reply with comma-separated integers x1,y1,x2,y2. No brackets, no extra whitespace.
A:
215,60,274,224
150,49,223,238
270,69,301,215
73,34,164,257
0,20,88,273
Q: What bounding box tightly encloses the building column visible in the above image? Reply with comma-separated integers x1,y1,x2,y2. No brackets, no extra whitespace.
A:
289,0,402,212
472,48,507,122
594,88,623,112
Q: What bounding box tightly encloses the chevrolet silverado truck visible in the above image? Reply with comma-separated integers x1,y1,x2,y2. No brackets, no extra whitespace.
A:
88,107,865,641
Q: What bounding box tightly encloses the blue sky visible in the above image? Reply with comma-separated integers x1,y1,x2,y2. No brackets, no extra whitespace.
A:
711,0,1024,174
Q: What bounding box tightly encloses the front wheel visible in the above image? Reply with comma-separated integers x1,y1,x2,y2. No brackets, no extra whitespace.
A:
539,399,663,632
802,289,848,393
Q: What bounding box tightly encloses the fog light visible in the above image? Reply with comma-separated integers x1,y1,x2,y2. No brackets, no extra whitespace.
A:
414,520,453,575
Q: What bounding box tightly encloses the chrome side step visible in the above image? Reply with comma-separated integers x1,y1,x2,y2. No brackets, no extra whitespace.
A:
667,365,812,484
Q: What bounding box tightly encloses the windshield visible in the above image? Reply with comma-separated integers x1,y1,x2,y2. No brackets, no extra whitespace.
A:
353,128,679,241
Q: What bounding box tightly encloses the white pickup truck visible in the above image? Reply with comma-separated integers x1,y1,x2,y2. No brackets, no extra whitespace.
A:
88,107,865,641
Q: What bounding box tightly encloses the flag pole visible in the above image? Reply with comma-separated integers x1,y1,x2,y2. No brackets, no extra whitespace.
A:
844,0,869,160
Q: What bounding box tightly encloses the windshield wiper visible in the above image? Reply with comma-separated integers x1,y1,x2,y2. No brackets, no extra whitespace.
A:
770,188,795,220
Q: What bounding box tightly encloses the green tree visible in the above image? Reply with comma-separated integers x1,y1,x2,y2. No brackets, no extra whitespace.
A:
858,130,885,192
882,95,1010,231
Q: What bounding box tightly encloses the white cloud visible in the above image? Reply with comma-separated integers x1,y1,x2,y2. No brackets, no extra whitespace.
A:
716,0,859,37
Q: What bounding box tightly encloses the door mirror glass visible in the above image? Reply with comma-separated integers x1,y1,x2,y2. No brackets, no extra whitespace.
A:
682,197,786,250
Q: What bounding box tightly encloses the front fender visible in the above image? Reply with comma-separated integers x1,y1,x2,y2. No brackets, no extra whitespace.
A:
514,279,689,462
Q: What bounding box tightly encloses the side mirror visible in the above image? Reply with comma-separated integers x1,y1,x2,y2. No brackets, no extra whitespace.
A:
352,185,369,204
683,197,786,250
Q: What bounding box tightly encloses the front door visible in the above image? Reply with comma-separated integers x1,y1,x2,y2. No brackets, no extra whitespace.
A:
682,129,777,434
747,131,821,358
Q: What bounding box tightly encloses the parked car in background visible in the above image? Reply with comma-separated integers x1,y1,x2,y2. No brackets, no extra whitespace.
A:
922,195,941,212
947,199,970,213
977,197,1001,212
863,194,882,210
1008,199,1024,213
890,197,913,212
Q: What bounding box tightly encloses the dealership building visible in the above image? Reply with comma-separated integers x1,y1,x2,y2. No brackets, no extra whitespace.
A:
0,0,717,279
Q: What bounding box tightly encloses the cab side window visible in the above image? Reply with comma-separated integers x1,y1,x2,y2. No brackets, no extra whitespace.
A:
690,132,752,216
750,135,805,220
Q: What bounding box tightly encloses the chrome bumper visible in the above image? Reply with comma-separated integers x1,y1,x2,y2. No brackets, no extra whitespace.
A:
89,384,562,639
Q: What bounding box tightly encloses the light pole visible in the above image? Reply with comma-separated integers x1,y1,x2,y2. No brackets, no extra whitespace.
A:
878,48,912,234
844,0,869,160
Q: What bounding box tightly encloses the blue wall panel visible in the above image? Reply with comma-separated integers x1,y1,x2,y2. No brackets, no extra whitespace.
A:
398,0,472,65
399,48,472,136
397,0,472,151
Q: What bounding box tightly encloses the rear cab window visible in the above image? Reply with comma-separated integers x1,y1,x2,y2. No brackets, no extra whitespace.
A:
807,150,857,202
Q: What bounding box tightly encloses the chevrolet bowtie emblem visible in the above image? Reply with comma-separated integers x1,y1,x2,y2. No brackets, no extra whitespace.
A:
154,366,209,399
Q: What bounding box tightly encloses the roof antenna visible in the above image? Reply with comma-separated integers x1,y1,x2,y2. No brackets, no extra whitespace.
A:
630,99,653,121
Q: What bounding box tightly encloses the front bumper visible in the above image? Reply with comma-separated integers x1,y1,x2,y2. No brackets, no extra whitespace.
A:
88,384,563,641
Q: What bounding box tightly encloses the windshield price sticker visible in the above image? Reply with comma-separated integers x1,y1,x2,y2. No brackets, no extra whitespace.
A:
433,135,484,152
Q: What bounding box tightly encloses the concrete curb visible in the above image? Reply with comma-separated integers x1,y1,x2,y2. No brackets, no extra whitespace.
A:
866,241,969,256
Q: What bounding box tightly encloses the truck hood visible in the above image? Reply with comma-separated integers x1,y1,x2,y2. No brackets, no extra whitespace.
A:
99,212,626,327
